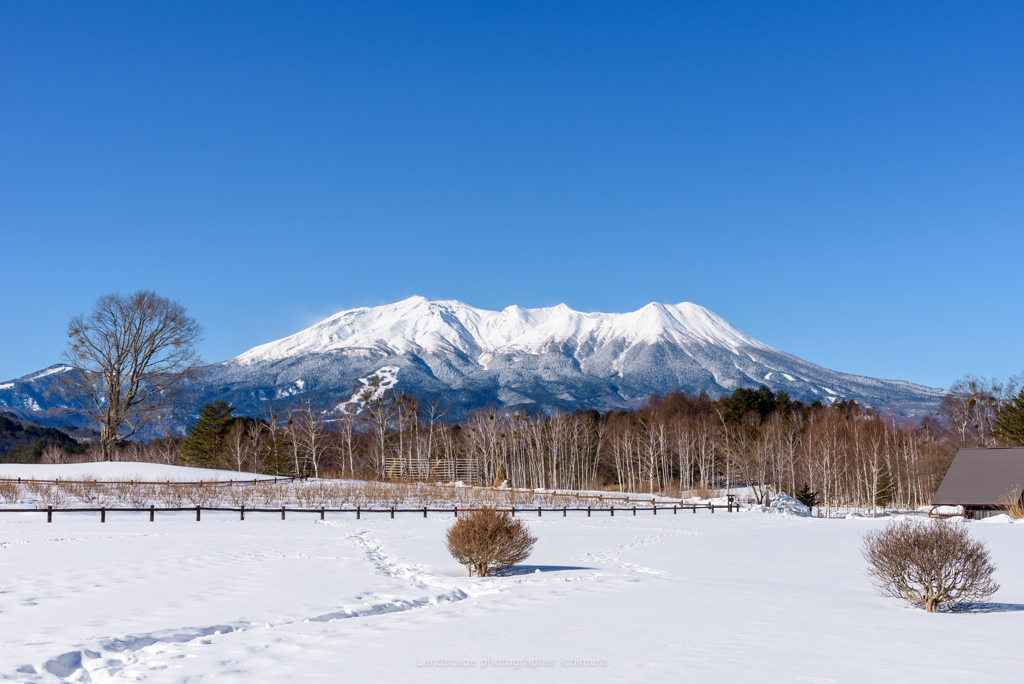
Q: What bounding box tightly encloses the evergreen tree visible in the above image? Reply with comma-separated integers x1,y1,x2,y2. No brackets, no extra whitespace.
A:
795,483,819,512
874,463,893,508
722,385,778,423
181,401,236,467
994,388,1024,446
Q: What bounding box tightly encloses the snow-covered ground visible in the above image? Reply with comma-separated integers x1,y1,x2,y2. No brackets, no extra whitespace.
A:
1,504,1020,682
0,463,278,482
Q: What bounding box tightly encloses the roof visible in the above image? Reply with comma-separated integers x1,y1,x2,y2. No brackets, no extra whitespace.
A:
931,448,1024,506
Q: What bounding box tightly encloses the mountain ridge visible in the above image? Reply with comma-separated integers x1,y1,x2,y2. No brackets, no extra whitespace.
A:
0,297,946,428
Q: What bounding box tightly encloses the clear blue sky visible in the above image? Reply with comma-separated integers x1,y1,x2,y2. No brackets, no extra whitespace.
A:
2,1,1021,391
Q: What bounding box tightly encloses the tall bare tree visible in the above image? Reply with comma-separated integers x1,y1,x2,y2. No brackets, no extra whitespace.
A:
56,291,204,461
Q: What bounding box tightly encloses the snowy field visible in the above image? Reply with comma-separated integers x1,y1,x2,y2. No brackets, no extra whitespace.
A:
1,503,1021,682
0,463,279,482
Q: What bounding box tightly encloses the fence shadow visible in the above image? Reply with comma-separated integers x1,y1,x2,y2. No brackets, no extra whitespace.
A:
499,565,594,576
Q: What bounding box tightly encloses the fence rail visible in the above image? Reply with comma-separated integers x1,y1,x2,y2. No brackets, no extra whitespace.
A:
1,501,741,523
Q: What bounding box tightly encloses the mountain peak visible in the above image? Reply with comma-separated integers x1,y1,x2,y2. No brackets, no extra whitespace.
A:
232,297,767,365
3,298,945,425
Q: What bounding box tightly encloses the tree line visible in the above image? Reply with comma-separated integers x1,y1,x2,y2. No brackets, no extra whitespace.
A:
35,371,1023,512
30,290,1024,509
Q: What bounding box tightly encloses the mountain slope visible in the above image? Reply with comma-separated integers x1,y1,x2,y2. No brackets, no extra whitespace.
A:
0,297,945,425
207,297,944,417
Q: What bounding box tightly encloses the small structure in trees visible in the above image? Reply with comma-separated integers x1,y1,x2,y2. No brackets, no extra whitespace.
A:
930,448,1024,519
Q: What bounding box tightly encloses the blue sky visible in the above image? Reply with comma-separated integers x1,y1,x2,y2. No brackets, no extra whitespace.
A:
2,1,1021,390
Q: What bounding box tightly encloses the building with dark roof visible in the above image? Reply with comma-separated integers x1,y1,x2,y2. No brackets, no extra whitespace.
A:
931,447,1024,519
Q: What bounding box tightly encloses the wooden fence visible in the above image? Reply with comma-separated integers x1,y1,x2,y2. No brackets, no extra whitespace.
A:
1,501,741,523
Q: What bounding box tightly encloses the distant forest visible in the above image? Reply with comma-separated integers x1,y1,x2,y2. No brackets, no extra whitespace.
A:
9,373,1023,510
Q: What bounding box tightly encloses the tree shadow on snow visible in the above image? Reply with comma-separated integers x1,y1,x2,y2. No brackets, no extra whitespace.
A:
947,602,1024,614
498,565,594,576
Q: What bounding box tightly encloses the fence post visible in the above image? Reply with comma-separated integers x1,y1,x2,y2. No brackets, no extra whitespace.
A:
653,505,657,516
320,507,325,521
390,507,394,519
454,506,458,518
510,507,514,517
611,505,614,517
632,506,636,516
672,505,676,515
196,506,201,522
692,505,696,514
710,503,714,514
47,505,52,523
281,506,286,520
423,506,427,518
587,506,591,517
563,506,566,517
538,507,541,517
241,505,245,521
357,506,360,520
150,504,155,522
101,507,105,523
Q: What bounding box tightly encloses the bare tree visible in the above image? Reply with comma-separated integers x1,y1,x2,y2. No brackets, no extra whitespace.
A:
56,291,204,461
225,421,251,472
294,396,333,478
940,375,1004,448
40,442,68,464
862,519,999,612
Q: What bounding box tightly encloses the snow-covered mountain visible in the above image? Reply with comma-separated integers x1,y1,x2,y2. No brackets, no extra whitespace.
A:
0,297,945,425
206,296,943,417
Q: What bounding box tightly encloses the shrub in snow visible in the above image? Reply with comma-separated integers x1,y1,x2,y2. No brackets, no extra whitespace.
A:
1001,494,1024,519
862,519,999,613
0,479,20,504
445,507,537,577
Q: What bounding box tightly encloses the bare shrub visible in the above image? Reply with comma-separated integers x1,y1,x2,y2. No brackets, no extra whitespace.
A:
155,481,186,507
24,480,49,500
362,481,388,507
292,483,316,508
109,480,152,507
680,483,722,500
36,483,71,509
1001,494,1024,520
300,481,336,508
255,483,282,508
226,482,254,508
0,480,21,504
445,507,538,577
65,476,110,506
182,482,221,507
385,482,411,508
862,518,999,612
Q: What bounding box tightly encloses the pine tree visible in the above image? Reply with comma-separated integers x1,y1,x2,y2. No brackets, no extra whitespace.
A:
994,388,1024,446
181,401,236,467
795,483,819,511
874,463,893,508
